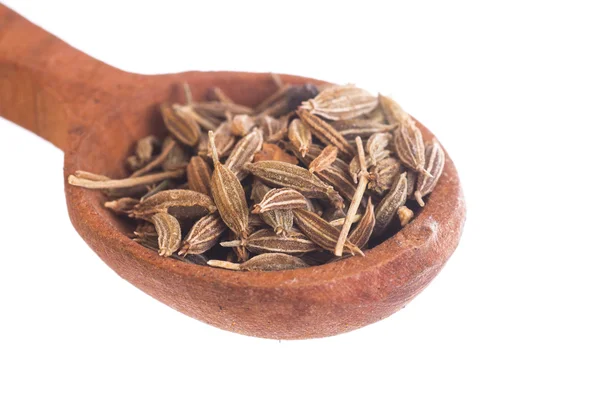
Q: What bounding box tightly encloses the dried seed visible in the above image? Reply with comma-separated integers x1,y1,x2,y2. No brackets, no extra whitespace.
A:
331,119,396,138
221,229,318,255
300,84,378,120
335,137,369,256
394,120,430,177
378,93,411,125
374,172,408,236
349,197,375,248
179,214,227,256
187,156,212,195
292,209,363,256
257,114,289,143
251,181,294,236
368,157,402,195
414,141,445,206
224,128,264,179
208,131,250,239
309,145,338,173
366,133,392,164
160,103,200,147
296,109,355,159
131,189,216,219
104,197,139,215
397,206,414,227
135,136,159,164
288,119,312,157
253,143,298,164
68,169,184,190
150,212,181,257
231,114,256,136
208,253,310,272
245,161,344,209
252,188,307,213
329,213,362,228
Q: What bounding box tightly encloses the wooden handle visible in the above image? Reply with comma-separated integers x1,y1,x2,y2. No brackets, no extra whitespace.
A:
0,5,129,151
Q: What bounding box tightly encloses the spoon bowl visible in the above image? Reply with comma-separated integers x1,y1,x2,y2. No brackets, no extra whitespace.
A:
0,5,465,339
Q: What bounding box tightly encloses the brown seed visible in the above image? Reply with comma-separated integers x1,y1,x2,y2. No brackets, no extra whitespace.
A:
368,157,402,195
331,119,396,138
253,143,298,165
135,136,159,164
160,103,200,147
292,209,363,256
231,114,256,136
208,131,250,239
161,136,190,171
224,128,264,180
252,188,307,214
251,181,294,236
378,93,412,125
394,119,429,177
257,114,289,143
187,156,212,195
397,206,414,227
245,161,344,209
374,172,408,236
309,145,338,174
300,84,378,120
414,141,445,207
179,214,227,256
296,109,355,159
150,212,181,257
131,189,217,219
192,101,253,118
221,229,318,255
349,197,375,249
288,118,312,157
207,253,310,272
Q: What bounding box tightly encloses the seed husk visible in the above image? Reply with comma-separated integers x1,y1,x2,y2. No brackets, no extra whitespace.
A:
220,229,318,255
224,127,264,179
397,206,414,227
288,118,312,157
374,172,408,236
160,103,200,147
208,253,310,272
293,209,363,256
151,212,181,257
208,131,250,239
349,197,375,249
251,181,294,236
245,161,344,209
309,145,338,174
414,141,445,206
187,156,212,195
179,213,227,256
300,84,378,120
131,189,216,219
252,188,307,214
253,143,298,164
297,109,355,159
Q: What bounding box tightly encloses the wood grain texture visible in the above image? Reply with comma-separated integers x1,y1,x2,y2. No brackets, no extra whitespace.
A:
0,4,466,339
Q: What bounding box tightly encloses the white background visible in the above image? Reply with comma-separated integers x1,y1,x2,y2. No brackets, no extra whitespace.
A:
1,1,599,397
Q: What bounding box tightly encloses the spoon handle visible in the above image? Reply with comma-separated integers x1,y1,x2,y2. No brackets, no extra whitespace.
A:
0,5,129,151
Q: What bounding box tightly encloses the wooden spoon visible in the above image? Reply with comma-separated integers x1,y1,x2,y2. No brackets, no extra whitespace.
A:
0,5,465,339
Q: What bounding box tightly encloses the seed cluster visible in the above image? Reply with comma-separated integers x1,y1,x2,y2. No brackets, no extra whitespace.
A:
68,77,445,271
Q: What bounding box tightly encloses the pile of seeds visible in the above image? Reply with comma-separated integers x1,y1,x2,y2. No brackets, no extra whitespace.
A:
68,77,445,271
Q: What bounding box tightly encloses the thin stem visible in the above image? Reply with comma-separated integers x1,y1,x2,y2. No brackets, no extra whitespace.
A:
335,137,369,256
68,170,183,190
74,171,110,181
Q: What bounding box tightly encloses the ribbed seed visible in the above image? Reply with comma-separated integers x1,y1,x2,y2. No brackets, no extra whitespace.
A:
208,131,250,239
288,119,312,157
378,93,411,125
257,115,289,143
245,161,344,209
300,84,378,120
179,214,226,256
394,119,429,176
187,156,212,195
252,188,307,214
368,157,402,195
230,114,256,136
414,141,445,206
251,181,294,236
349,197,375,249
160,103,200,147
192,101,253,118
161,136,189,171
374,172,408,236
207,253,310,272
309,145,338,173
150,212,181,257
292,209,363,256
224,128,264,179
331,119,396,138
131,189,216,219
296,109,355,159
220,229,318,255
